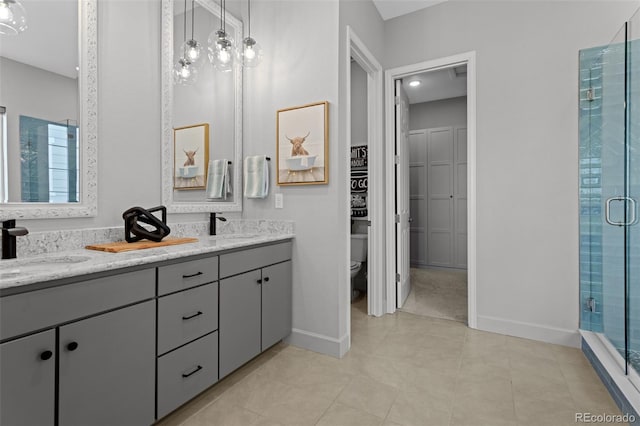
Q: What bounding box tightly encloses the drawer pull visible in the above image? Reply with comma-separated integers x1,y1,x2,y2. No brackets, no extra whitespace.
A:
182,365,203,378
264,277,270,282
182,271,204,279
181,311,203,320
40,350,53,361
66,342,79,352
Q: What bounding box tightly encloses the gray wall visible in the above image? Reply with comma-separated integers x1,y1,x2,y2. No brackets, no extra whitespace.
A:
0,57,78,202
385,0,639,344
409,96,466,131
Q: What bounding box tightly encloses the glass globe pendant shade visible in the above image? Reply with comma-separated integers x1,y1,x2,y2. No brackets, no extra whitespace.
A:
241,37,263,68
183,39,203,66
208,29,235,72
173,58,198,85
0,0,27,36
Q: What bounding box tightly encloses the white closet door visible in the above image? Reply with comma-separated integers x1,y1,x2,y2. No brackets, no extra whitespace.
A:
427,127,454,267
409,130,427,267
454,126,468,269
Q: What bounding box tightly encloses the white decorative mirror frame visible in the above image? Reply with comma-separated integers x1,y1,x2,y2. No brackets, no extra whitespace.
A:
161,0,243,214
0,0,97,220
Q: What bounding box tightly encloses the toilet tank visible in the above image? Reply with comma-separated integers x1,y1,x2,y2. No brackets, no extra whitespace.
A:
351,233,368,262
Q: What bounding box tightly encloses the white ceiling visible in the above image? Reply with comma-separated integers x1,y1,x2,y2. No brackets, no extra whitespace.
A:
372,0,448,20
0,0,78,79
402,65,467,104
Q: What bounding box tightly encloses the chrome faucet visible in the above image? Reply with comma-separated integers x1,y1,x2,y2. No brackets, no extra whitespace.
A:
2,219,29,259
209,213,227,236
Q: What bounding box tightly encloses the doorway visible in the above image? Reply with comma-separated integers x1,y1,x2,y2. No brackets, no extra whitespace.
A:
384,52,477,328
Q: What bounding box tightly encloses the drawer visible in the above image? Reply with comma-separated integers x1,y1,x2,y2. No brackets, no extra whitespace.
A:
157,283,218,355
1,269,155,341
157,331,218,419
219,241,292,278
158,256,218,296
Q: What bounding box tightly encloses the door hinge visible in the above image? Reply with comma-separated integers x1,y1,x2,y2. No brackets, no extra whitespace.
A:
394,155,400,164
395,96,400,105
395,214,400,223
367,220,371,227
396,273,401,282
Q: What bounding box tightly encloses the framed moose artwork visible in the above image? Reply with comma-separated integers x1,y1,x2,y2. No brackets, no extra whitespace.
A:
173,123,209,190
276,101,329,185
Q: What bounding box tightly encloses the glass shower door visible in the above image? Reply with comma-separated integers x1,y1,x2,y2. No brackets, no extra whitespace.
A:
627,9,640,379
598,25,628,368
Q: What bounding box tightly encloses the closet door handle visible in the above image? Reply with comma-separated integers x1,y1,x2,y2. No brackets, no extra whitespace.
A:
66,342,79,352
263,277,270,283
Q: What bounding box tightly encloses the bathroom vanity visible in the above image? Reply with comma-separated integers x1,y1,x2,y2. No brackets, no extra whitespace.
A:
0,235,293,425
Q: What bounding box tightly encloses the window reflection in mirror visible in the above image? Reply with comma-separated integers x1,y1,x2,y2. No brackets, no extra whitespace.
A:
0,0,80,204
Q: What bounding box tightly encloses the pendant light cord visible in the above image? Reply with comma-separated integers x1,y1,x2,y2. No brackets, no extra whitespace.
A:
183,0,188,56
191,0,195,41
248,0,251,38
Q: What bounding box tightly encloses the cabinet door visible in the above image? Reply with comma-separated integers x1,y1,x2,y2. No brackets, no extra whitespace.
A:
58,301,155,426
261,261,292,350
0,329,55,426
219,269,261,378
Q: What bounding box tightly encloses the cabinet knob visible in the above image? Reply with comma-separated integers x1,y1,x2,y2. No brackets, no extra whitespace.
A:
66,342,79,352
39,350,53,361
257,279,262,284
264,277,270,282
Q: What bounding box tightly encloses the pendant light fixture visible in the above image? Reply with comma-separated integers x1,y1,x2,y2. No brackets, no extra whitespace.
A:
208,0,234,72
174,0,197,85
0,0,27,36
240,0,262,68
182,0,203,65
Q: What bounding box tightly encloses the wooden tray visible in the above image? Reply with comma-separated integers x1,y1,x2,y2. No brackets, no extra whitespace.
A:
86,237,198,253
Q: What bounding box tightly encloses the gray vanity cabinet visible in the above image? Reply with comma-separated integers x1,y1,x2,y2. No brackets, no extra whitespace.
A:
0,269,155,426
219,269,262,378
58,300,155,426
0,329,56,426
261,261,292,351
219,242,292,378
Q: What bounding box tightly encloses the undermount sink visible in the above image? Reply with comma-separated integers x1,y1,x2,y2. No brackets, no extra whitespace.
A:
1,255,91,279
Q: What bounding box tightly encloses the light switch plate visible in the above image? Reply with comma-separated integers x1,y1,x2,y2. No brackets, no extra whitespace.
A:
275,193,284,209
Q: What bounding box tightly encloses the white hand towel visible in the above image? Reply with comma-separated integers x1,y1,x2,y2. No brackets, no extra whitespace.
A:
206,159,229,199
244,155,269,198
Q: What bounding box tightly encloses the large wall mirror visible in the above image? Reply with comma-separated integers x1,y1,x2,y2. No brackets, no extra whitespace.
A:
161,0,243,213
0,0,97,220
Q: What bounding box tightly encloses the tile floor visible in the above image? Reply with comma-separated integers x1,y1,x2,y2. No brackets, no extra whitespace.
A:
157,298,626,426
401,268,468,323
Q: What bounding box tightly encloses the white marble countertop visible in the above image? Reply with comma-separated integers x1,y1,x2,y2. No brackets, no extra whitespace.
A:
0,233,294,292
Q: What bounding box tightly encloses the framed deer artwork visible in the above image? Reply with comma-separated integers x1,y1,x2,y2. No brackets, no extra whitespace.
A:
276,101,329,185
173,123,210,190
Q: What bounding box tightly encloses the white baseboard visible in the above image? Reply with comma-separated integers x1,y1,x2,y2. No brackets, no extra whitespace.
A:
285,328,350,358
477,315,581,348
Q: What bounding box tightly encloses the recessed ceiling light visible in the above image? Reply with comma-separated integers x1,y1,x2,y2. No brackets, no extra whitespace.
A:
408,80,421,87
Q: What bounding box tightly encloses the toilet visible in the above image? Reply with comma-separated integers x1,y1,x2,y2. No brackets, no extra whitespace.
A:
350,233,368,301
